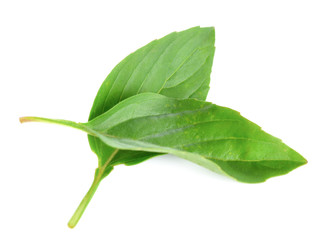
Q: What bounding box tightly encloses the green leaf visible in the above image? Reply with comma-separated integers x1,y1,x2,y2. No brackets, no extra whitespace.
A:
20,93,306,225
85,93,306,183
21,93,306,182
88,26,215,171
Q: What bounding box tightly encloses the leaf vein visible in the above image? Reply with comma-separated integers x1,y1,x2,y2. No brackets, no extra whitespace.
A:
117,43,158,102
177,137,280,149
139,119,240,140
136,34,179,94
104,104,213,133
160,49,211,91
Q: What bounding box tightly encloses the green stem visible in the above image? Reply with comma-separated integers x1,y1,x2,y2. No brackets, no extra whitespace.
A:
19,116,88,133
20,115,118,228
67,171,102,228
67,149,118,228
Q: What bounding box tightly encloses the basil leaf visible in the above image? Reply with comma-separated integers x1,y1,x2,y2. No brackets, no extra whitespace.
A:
85,93,306,183
21,93,306,182
20,93,306,226
88,26,215,171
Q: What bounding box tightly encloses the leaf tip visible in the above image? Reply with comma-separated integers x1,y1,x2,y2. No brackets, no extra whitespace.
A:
301,157,308,165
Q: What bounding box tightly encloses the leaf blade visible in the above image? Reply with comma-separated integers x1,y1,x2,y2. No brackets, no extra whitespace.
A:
84,93,306,183
88,26,215,168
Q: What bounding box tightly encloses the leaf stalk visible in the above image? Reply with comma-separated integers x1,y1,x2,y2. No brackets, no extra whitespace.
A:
67,171,102,228
67,149,118,228
19,116,88,133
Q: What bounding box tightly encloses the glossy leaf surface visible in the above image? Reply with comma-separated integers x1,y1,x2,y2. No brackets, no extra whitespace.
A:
85,93,307,183
88,26,215,169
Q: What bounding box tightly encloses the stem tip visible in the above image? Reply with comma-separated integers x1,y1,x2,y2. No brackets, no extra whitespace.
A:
19,117,31,123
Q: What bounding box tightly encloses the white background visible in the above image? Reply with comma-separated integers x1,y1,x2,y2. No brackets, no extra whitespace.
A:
1,0,328,239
